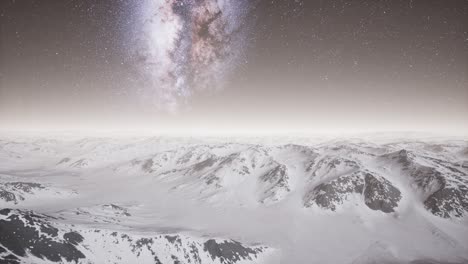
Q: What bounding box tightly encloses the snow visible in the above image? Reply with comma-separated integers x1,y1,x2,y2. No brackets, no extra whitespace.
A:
0,134,467,263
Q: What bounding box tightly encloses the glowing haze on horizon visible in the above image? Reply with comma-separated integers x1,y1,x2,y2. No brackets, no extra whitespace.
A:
0,0,467,135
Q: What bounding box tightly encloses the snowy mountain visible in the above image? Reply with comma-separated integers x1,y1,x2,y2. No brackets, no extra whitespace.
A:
0,135,467,263
0,208,269,264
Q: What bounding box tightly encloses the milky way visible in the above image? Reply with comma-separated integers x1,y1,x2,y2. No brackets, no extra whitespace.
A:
131,0,252,112
3,0,468,133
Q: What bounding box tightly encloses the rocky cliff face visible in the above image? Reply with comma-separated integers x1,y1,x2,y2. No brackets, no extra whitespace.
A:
381,148,468,218
0,209,270,264
303,171,402,213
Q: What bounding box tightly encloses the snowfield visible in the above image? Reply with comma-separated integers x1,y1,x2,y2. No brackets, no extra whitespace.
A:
0,134,468,264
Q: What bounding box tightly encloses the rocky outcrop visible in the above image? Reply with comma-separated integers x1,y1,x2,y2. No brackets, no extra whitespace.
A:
0,182,45,204
304,172,364,210
364,173,402,213
424,186,468,218
203,239,265,264
259,165,290,203
0,209,85,263
0,209,271,264
304,172,401,213
382,149,468,217
0,182,75,205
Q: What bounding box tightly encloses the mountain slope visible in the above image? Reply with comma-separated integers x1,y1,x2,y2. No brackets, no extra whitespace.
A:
0,136,467,263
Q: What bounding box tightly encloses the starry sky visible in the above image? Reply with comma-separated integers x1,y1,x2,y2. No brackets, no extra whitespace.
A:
0,0,467,135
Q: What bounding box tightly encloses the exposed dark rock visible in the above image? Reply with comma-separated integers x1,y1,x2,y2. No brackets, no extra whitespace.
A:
171,254,181,264
382,149,413,168
260,165,288,186
304,172,364,210
142,159,154,173
205,173,220,186
409,166,445,194
364,173,401,213
192,157,218,172
63,231,84,245
380,149,468,217
6,182,44,193
177,150,195,164
165,235,182,245
105,204,131,217
0,182,45,204
309,156,359,176
70,158,88,168
57,157,71,164
130,238,162,264
0,253,20,264
0,209,11,216
259,165,290,202
0,209,85,262
304,172,401,213
203,239,263,264
424,186,468,218
218,153,240,167
383,149,445,193
189,243,201,264
0,189,18,203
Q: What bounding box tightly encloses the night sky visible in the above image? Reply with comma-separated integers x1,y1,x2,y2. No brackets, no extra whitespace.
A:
1,0,467,134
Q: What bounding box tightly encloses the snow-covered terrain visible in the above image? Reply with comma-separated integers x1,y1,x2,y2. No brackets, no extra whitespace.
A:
0,134,468,264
